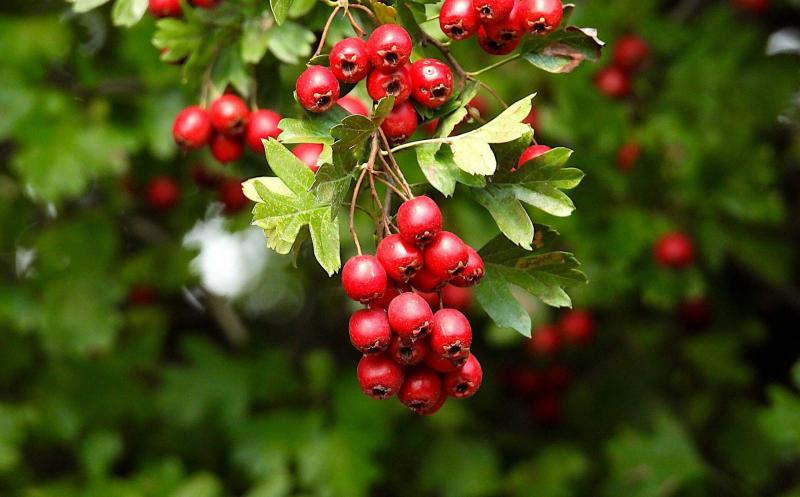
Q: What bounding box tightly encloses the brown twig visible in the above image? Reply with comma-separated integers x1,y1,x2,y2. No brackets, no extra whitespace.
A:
348,3,379,24
373,172,410,199
346,9,366,37
378,129,414,197
420,31,467,80
349,167,369,254
313,6,341,59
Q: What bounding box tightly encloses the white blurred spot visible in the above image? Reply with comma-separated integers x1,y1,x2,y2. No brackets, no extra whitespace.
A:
767,28,800,55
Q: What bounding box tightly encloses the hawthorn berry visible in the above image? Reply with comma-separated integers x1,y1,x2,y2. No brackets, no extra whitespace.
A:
502,368,543,396
191,163,221,188
338,95,370,116
477,25,521,55
653,231,695,269
526,325,560,355
210,133,244,164
397,196,442,246
217,178,249,212
517,0,563,34
517,144,551,168
441,285,472,311
245,109,281,153
443,354,482,398
594,66,632,99
398,367,443,414
423,231,469,280
377,234,423,282
366,24,412,72
387,292,434,341
614,34,650,73
296,66,340,113
732,0,769,12
558,309,595,344
430,308,472,361
616,140,641,172
357,354,405,399
474,0,515,24
330,37,372,83
173,106,212,149
292,143,324,173
379,101,418,144
145,176,181,211
424,349,465,372
367,65,413,104
149,0,181,17
209,94,249,135
369,282,404,309
415,290,441,310
439,0,481,40
482,5,525,49
543,364,573,391
677,297,712,330
349,308,393,354
388,334,429,366
410,59,454,109
418,391,447,415
342,254,388,304
449,246,484,287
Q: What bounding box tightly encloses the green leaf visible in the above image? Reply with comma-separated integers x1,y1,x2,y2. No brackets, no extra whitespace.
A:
758,386,800,453
522,27,604,73
507,445,588,497
331,115,376,153
451,137,497,175
278,106,350,145
372,97,395,123
472,187,533,249
268,21,315,64
466,93,535,143
241,17,274,64
420,437,502,497
370,0,397,24
112,0,148,26
170,474,222,497
270,0,294,25
311,161,354,220
212,44,251,97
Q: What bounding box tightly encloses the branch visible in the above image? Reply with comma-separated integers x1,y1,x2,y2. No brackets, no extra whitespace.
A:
204,288,249,347
313,6,341,59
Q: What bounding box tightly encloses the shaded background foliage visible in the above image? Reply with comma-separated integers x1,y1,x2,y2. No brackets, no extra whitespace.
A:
1,0,800,496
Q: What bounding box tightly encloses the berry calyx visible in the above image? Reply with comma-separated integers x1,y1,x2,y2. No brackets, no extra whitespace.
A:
517,0,563,34
430,308,472,361
209,94,250,135
477,26,521,55
367,65,413,104
245,109,282,153
388,334,428,366
517,144,552,168
292,143,324,172
342,255,388,304
474,0,515,24
614,34,650,73
594,66,632,99
526,325,560,355
410,59,454,109
349,308,393,354
173,106,212,149
149,0,182,17
338,96,370,116
387,292,434,341
377,234,424,282
379,101,418,144
397,196,442,246
296,66,340,113
653,231,695,269
439,0,481,40
330,37,372,83
366,24,412,72
210,133,244,164
557,309,595,344
423,231,469,280
145,176,181,211
398,367,443,414
449,246,484,287
443,354,482,398
217,178,249,212
357,354,405,399
616,140,641,172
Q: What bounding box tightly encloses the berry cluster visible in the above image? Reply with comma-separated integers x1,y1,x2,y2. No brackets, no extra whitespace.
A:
295,24,455,144
594,33,650,99
148,0,220,18
439,0,563,55
341,196,485,415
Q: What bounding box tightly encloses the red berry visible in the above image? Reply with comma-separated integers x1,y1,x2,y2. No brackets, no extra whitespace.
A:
443,354,482,398
449,246,484,287
173,106,211,149
149,0,181,17
349,308,393,354
357,354,405,399
517,0,563,34
502,368,543,396
415,290,441,309
614,34,650,73
377,234,424,282
217,178,249,212
439,0,481,40
410,267,446,293
397,196,442,246
369,282,404,309
210,133,244,164
418,391,447,415
145,176,181,211
424,349,465,372
330,37,372,83
732,0,768,12
296,66,340,113
532,394,562,425
366,24,412,72
517,144,551,168
128,284,157,306
474,0,515,24
398,367,443,414
388,334,429,366
594,66,632,99
338,96,370,116
558,309,595,344
616,140,640,172
482,4,525,47
523,107,538,129
245,109,282,153
387,292,434,341
342,255,388,303
379,101,418,144
191,163,221,188
209,94,250,135
654,231,695,269
410,59,454,109
367,65,412,104
477,25,520,55
423,231,469,280
526,325,560,355
430,308,472,361
292,143,324,172
441,285,472,310
190,0,220,7
677,297,712,330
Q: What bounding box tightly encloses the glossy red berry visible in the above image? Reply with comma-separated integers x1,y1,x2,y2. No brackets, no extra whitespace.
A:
616,140,640,172
614,34,650,73
398,367,443,414
369,282,404,309
209,94,250,135
410,59,454,109
366,24,412,72
149,0,181,17
217,178,249,212
377,234,424,282
449,246,484,287
439,0,481,40
145,176,181,211
482,4,525,47
388,334,428,366
338,95,370,116
342,255,388,303
443,354,482,398
558,309,595,344
594,66,632,99
430,308,472,361
296,66,340,113
423,231,469,280
357,354,405,399
526,325,561,355
173,106,211,149
732,0,769,12
210,133,244,164
379,101,418,144
388,292,434,341
418,391,447,415
654,231,695,269
474,0,514,24
349,308,393,354
517,144,551,168
292,143,324,172
517,0,563,34
245,109,281,153
330,37,372,83
367,65,412,104
441,285,472,310
409,267,446,293
477,25,521,55
424,350,465,372
397,196,442,246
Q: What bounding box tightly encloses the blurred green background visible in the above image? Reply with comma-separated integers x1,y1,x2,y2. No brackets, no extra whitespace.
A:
1,0,800,496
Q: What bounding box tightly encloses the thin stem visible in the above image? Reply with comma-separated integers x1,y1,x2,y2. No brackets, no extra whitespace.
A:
476,79,508,108
389,136,451,154
348,3,379,24
378,129,414,197
349,167,368,255
313,6,341,59
467,53,521,77
381,188,393,236
373,173,410,199
420,31,467,80
345,9,366,37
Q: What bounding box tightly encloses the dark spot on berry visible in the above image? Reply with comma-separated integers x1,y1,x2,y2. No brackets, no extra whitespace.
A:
366,345,381,354
432,85,447,99
399,346,413,359
532,21,547,33
341,60,357,75
372,386,389,398
456,382,469,393
316,96,331,108
489,40,505,51
448,344,462,355
387,79,401,95
453,356,468,367
385,52,398,65
449,25,463,37
500,30,515,41
480,5,492,16
410,400,426,410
